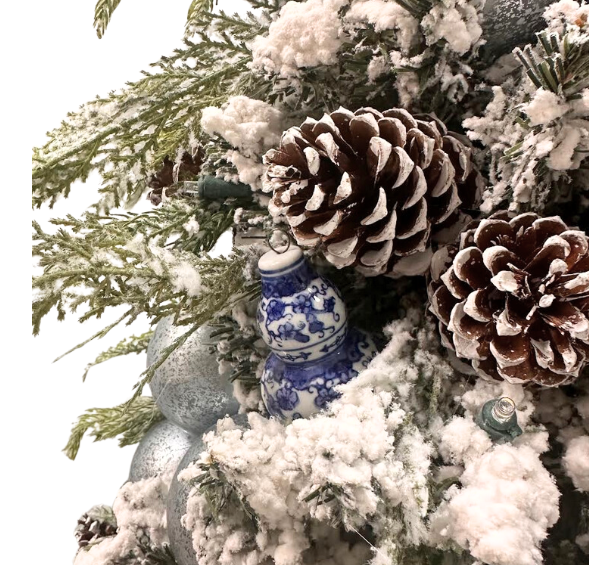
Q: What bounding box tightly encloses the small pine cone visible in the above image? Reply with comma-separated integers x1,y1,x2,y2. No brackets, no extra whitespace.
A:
75,505,118,548
428,211,589,386
262,107,484,277
147,149,204,205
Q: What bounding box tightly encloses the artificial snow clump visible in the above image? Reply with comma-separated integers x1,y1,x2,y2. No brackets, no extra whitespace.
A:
201,96,283,189
251,0,347,78
183,217,200,236
563,435,589,491
180,312,457,564
74,474,171,565
429,444,560,565
437,416,492,466
543,0,589,33
464,1,589,213
525,88,569,126
421,0,483,55
125,234,203,297
344,0,419,52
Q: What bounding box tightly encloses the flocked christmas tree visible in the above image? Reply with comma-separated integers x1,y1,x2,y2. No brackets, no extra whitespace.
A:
32,1,589,565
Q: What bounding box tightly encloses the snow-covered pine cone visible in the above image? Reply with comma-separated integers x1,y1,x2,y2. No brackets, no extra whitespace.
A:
262,107,484,277
428,212,589,386
75,505,118,549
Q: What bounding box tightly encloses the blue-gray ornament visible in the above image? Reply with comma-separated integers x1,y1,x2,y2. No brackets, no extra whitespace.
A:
167,414,249,565
129,419,193,482
166,436,205,565
147,318,239,434
481,0,553,58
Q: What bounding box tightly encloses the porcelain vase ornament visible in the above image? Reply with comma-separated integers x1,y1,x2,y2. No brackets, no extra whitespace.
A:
257,245,377,421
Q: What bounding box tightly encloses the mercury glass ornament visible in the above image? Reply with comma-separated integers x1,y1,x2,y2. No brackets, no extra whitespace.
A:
167,415,249,565
167,435,204,565
147,317,239,434
257,245,377,421
475,397,523,444
481,0,553,58
128,419,193,482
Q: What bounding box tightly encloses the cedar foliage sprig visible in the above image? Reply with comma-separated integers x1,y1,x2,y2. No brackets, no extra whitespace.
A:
64,396,163,460
94,0,123,38
131,249,262,399
32,200,236,338
82,331,154,381
33,1,277,211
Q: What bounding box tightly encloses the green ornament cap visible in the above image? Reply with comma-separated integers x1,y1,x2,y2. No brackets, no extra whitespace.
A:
189,176,252,199
475,397,523,443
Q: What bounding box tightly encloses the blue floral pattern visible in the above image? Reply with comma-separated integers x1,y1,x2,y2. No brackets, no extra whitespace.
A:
260,259,315,299
258,267,347,363
261,328,378,422
257,250,377,422
266,299,286,322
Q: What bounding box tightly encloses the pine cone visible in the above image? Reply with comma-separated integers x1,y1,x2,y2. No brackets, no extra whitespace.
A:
75,505,118,549
428,211,589,386
147,149,204,205
262,107,484,277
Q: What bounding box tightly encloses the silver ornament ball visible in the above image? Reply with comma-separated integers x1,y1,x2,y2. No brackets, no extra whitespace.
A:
167,414,249,565
128,419,193,482
147,317,239,434
482,0,553,58
166,435,205,565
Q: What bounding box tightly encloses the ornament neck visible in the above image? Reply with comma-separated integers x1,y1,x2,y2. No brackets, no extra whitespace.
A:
259,247,316,299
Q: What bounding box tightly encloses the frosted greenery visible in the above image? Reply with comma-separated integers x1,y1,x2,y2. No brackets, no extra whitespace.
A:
32,1,589,564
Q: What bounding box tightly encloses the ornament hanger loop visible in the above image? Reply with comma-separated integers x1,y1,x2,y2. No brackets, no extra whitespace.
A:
267,229,294,254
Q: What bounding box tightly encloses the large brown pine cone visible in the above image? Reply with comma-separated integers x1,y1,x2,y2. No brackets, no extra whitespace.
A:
428,211,589,386
262,107,484,277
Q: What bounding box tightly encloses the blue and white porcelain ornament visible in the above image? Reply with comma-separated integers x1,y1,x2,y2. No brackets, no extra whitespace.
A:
147,317,239,434
257,243,377,421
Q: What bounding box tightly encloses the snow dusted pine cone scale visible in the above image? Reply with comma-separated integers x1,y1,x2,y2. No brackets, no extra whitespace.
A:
262,107,484,276
428,212,589,386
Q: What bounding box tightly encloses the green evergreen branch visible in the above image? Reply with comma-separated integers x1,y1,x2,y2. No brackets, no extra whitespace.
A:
94,0,123,39
138,544,179,565
33,3,274,211
191,460,257,524
130,251,262,399
82,331,154,381
186,0,215,36
64,396,163,460
209,314,266,386
514,29,589,99
32,200,237,337
53,310,134,363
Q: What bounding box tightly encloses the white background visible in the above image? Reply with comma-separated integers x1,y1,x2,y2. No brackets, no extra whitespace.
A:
8,1,241,563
